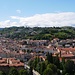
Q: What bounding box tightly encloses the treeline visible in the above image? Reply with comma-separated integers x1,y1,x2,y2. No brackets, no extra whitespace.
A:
0,26,75,40
28,53,75,75
0,67,33,75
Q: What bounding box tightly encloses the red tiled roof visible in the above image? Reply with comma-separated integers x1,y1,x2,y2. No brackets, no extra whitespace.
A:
58,48,75,51
0,58,24,67
61,53,74,57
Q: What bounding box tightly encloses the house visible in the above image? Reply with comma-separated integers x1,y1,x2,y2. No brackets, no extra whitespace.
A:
0,57,24,73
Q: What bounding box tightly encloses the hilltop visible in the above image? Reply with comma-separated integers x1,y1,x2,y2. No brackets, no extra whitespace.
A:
0,26,75,40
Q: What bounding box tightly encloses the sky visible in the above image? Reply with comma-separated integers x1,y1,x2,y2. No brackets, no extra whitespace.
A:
0,0,75,28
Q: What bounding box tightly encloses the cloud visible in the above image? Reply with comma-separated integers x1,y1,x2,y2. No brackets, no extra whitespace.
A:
0,20,19,28
11,16,20,19
1,12,75,28
16,10,21,14
0,20,11,28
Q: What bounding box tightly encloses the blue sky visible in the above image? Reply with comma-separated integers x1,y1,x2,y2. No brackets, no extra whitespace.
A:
0,0,75,28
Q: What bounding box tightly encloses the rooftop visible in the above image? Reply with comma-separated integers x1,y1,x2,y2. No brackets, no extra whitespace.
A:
0,58,24,67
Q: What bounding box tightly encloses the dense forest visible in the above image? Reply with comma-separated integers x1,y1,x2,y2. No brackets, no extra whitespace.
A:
0,26,75,40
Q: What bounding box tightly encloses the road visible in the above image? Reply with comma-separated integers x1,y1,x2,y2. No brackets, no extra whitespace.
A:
24,64,40,75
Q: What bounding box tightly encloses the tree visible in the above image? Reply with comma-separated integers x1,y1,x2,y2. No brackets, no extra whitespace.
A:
32,57,40,70
53,55,60,68
62,57,65,64
29,66,33,75
61,57,65,70
65,73,70,75
40,62,46,75
47,63,57,73
62,70,66,75
46,52,53,63
0,71,5,75
43,68,53,75
44,60,49,66
57,69,61,75
19,69,28,75
64,60,75,74
8,67,19,75
60,62,63,70
36,63,41,73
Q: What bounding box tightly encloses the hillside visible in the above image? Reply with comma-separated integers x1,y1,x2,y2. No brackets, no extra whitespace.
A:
0,26,75,40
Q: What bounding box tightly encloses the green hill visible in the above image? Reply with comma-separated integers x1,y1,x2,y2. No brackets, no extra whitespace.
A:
0,26,75,40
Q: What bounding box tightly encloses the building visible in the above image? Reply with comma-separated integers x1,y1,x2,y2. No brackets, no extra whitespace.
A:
0,57,24,73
